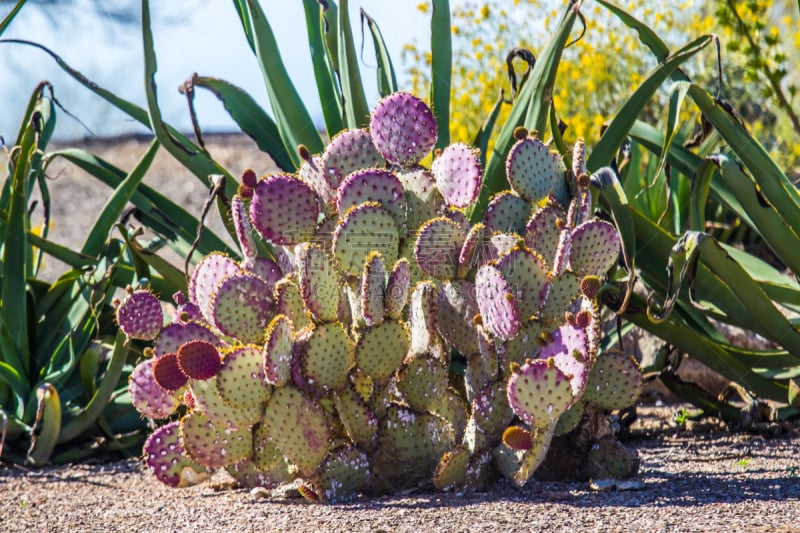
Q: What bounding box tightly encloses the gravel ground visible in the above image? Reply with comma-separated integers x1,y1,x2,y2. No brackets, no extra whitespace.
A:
4,135,799,532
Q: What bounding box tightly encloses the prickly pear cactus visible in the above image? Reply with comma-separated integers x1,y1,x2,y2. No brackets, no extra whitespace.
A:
127,94,639,502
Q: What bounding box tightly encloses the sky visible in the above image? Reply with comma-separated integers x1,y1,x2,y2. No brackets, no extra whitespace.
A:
0,1,439,141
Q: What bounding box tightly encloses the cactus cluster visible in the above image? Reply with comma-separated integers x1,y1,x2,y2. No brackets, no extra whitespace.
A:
119,92,641,502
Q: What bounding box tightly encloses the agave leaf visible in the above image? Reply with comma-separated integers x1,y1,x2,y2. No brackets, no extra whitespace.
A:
337,0,369,129
687,159,715,233
0,0,26,37
654,81,690,185
595,0,671,62
119,226,188,294
192,76,295,172
723,245,800,310
233,0,325,161
82,140,160,257
471,90,505,170
27,232,96,269
431,0,451,150
588,35,714,172
26,383,61,466
0,361,28,419
361,8,397,97
303,0,344,136
470,2,578,221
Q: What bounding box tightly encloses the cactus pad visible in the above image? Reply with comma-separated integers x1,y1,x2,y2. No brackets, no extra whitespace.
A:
525,202,567,268
554,399,585,436
231,194,257,262
299,322,353,393
507,359,574,428
506,137,569,205
495,247,551,321
436,280,480,356
250,174,320,245
337,168,405,229
144,421,209,487
396,166,441,231
299,154,337,210
225,458,290,490
263,314,294,386
396,352,449,413
540,273,581,324
263,386,331,474
482,192,531,236
298,244,340,322
433,445,469,490
457,223,488,278
152,352,188,392
537,324,590,399
475,264,521,341
129,359,180,419
502,320,544,373
355,320,409,382
333,386,379,447
431,142,482,208
471,381,514,444
116,289,163,340
180,411,253,468
502,426,533,451
310,446,371,503
188,253,240,319
361,252,386,326
190,376,263,429
385,259,410,319
322,129,383,185
414,217,466,280
216,346,271,409
177,340,222,381
408,281,440,356
209,273,273,344
369,92,437,167
333,202,399,276
568,219,620,277
583,350,642,410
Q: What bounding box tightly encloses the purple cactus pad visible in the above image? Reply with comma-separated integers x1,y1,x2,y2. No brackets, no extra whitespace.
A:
177,340,222,380
337,168,405,229
431,142,482,208
116,290,163,341
152,352,188,391
475,265,521,341
154,322,219,358
129,359,180,419
369,92,437,167
250,173,320,246
568,220,621,277
144,421,209,487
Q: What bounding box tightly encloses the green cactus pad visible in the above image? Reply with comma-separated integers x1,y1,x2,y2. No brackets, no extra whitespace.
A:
581,437,640,480
396,352,449,413
263,386,331,475
355,320,409,382
226,457,290,490
554,400,585,436
431,388,469,443
337,168,405,230
310,446,371,503
152,353,188,392
408,281,440,356
475,264,521,341
263,314,294,387
300,322,353,393
487,233,520,262
492,441,525,482
583,350,642,410
436,280,480,356
471,381,514,442
512,423,557,486
431,142,482,208
252,422,291,474
209,273,273,344
361,252,386,327
333,385,379,448
298,244,340,322
129,359,181,419
464,345,498,403
274,278,313,332
483,192,531,236
568,220,621,277
144,421,209,487
371,406,455,490
458,223,488,278
231,194,257,263
433,445,469,490
507,359,574,428
385,259,411,319
116,289,163,340
414,217,465,280
250,173,320,246
502,320,544,374
298,154,337,211
180,411,253,468
177,340,222,381
190,376,263,430
370,92,437,167
525,202,567,269
188,252,240,320
154,323,220,358
216,346,271,409
540,272,581,324
333,202,399,276
496,246,551,321
396,166,441,231
322,129,383,185
506,137,569,205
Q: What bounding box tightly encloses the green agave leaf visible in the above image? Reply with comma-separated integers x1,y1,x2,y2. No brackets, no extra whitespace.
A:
82,140,160,257
27,232,96,269
654,81,691,185
471,90,505,170
337,0,369,129
0,361,28,419
0,0,27,37
595,0,671,62
119,226,188,294
587,35,714,172
724,245,800,310
233,0,325,162
303,0,344,136
687,159,715,233
192,76,295,172
431,0,451,150
470,2,578,221
361,8,398,98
